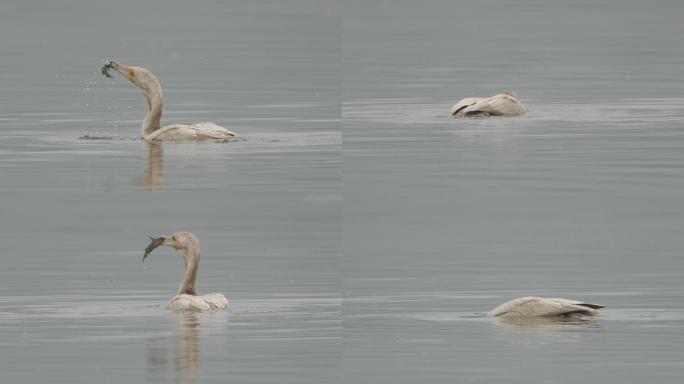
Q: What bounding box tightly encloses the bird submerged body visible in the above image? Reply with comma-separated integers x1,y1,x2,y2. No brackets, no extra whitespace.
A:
147,122,238,141
451,91,526,117
167,293,229,311
102,60,238,141
488,297,604,318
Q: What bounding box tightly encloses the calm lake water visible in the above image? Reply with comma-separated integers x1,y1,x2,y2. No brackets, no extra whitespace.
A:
2,0,684,383
0,1,340,383
343,0,684,383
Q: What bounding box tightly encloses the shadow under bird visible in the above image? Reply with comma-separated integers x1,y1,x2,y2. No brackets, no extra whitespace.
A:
101,60,238,141
144,231,230,311
488,297,604,318
451,91,526,117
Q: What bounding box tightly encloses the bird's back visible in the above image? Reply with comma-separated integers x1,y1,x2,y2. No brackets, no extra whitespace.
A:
168,294,211,311
451,92,526,117
468,93,526,116
202,293,230,309
148,122,238,141
489,297,601,317
167,293,230,311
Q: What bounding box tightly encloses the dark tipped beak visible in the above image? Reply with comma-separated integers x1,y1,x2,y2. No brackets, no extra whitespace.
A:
143,236,165,262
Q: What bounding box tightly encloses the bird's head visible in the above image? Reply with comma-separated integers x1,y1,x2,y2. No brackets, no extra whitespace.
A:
143,231,200,262
102,59,161,93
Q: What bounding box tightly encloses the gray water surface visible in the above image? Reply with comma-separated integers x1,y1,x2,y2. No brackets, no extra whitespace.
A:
3,0,684,383
344,1,684,383
0,1,340,383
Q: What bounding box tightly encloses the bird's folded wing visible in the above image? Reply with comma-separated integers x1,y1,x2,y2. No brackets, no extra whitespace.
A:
189,122,237,138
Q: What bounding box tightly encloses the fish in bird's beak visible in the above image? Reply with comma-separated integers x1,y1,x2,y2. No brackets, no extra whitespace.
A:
101,61,115,78
143,236,165,262
101,60,134,82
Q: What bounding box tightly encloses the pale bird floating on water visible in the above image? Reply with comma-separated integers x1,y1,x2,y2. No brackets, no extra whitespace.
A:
144,231,229,311
101,60,238,141
488,297,604,318
451,91,526,117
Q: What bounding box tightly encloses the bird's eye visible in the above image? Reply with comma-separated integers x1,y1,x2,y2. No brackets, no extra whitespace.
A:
129,70,135,78
171,236,176,241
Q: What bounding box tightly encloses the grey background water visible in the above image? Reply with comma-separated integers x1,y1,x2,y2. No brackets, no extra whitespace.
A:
0,1,339,383
344,0,684,383
2,0,684,383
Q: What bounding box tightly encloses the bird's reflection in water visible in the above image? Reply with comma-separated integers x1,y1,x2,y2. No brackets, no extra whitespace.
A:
144,141,165,191
494,315,601,337
146,312,201,384
175,313,200,383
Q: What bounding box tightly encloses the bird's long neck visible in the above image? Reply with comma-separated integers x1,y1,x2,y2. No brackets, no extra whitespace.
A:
142,86,163,138
178,248,199,296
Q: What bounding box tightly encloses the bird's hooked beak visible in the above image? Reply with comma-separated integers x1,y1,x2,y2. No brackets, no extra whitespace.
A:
143,236,166,262
101,60,135,82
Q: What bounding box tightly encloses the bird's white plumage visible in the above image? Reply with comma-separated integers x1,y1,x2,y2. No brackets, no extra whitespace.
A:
450,97,482,115
451,91,526,117
147,122,238,141
488,297,602,318
167,293,230,311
